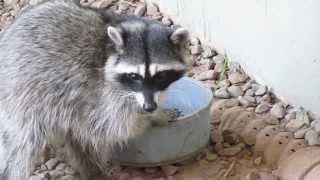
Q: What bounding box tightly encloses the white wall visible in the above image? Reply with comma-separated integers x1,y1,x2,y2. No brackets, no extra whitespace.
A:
156,0,320,115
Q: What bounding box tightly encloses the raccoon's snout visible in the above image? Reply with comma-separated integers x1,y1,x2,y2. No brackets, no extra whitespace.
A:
143,101,157,112
135,91,159,113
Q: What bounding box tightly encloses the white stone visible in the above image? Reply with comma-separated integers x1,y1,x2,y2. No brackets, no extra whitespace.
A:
294,127,310,139
190,44,202,55
218,79,231,88
215,88,230,98
202,45,216,58
228,72,247,84
195,70,218,81
134,3,147,16
91,0,113,9
45,158,60,170
255,85,267,96
270,103,286,118
161,165,179,176
227,85,244,97
296,110,310,125
305,129,320,146
255,103,271,113
286,119,306,132
213,54,225,63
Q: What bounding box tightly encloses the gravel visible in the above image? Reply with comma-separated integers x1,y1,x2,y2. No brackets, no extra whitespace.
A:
215,88,231,98
254,85,267,96
270,103,286,119
285,119,306,132
228,72,248,84
227,85,244,97
305,129,320,145
255,102,271,113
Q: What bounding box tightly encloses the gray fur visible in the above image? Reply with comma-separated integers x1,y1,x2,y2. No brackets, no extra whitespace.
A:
0,0,189,179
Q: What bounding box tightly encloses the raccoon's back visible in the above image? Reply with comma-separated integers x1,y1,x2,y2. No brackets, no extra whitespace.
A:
0,0,107,117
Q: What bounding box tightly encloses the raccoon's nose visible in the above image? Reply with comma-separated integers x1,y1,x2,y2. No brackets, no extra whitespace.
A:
143,102,157,112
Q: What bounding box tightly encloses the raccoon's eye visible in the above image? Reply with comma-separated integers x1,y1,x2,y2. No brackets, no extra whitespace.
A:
126,73,142,81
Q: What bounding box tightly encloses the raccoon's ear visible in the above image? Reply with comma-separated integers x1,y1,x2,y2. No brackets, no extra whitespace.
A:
170,28,189,45
107,26,124,49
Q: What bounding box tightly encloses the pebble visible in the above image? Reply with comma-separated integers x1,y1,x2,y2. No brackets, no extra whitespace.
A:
255,103,271,113
207,60,216,70
4,0,18,6
144,167,158,174
255,85,267,96
29,0,43,5
202,45,216,58
246,107,255,112
258,94,272,104
132,177,144,180
64,166,76,175
189,37,200,46
195,70,218,81
45,158,60,170
244,96,256,104
305,129,320,145
242,80,254,91
213,62,224,73
245,89,255,96
48,169,65,179
107,165,122,177
29,176,44,180
285,112,296,120
228,72,247,84
212,54,225,63
118,173,131,180
118,1,130,11
242,172,259,180
134,3,147,16
161,165,179,176
270,103,285,119
91,0,113,9
55,163,67,171
228,62,242,73
227,85,244,97
167,176,176,180
294,127,310,139
58,175,77,180
238,96,250,107
312,119,320,133
146,2,160,16
218,143,244,156
190,44,202,55
254,157,262,165
296,110,310,125
285,119,305,132
161,16,172,26
205,152,218,161
214,88,230,98
218,79,231,88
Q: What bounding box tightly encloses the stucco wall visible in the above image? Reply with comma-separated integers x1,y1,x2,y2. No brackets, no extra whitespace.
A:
156,0,320,115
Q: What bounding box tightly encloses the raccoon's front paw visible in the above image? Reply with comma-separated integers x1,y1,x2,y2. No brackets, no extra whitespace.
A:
149,108,174,127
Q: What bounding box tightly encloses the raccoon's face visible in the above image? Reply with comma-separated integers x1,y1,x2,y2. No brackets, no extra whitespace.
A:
104,19,189,112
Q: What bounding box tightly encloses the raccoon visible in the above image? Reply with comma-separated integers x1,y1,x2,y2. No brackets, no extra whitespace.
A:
0,0,190,179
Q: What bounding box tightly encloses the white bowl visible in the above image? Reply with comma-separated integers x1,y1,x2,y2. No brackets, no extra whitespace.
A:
111,77,213,167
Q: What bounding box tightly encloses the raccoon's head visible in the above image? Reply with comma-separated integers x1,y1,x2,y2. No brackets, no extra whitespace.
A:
104,18,189,113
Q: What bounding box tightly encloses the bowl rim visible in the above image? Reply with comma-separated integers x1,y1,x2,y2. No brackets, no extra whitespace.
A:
167,77,213,122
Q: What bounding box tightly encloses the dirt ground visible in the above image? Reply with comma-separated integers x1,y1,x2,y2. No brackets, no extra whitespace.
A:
1,0,318,180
